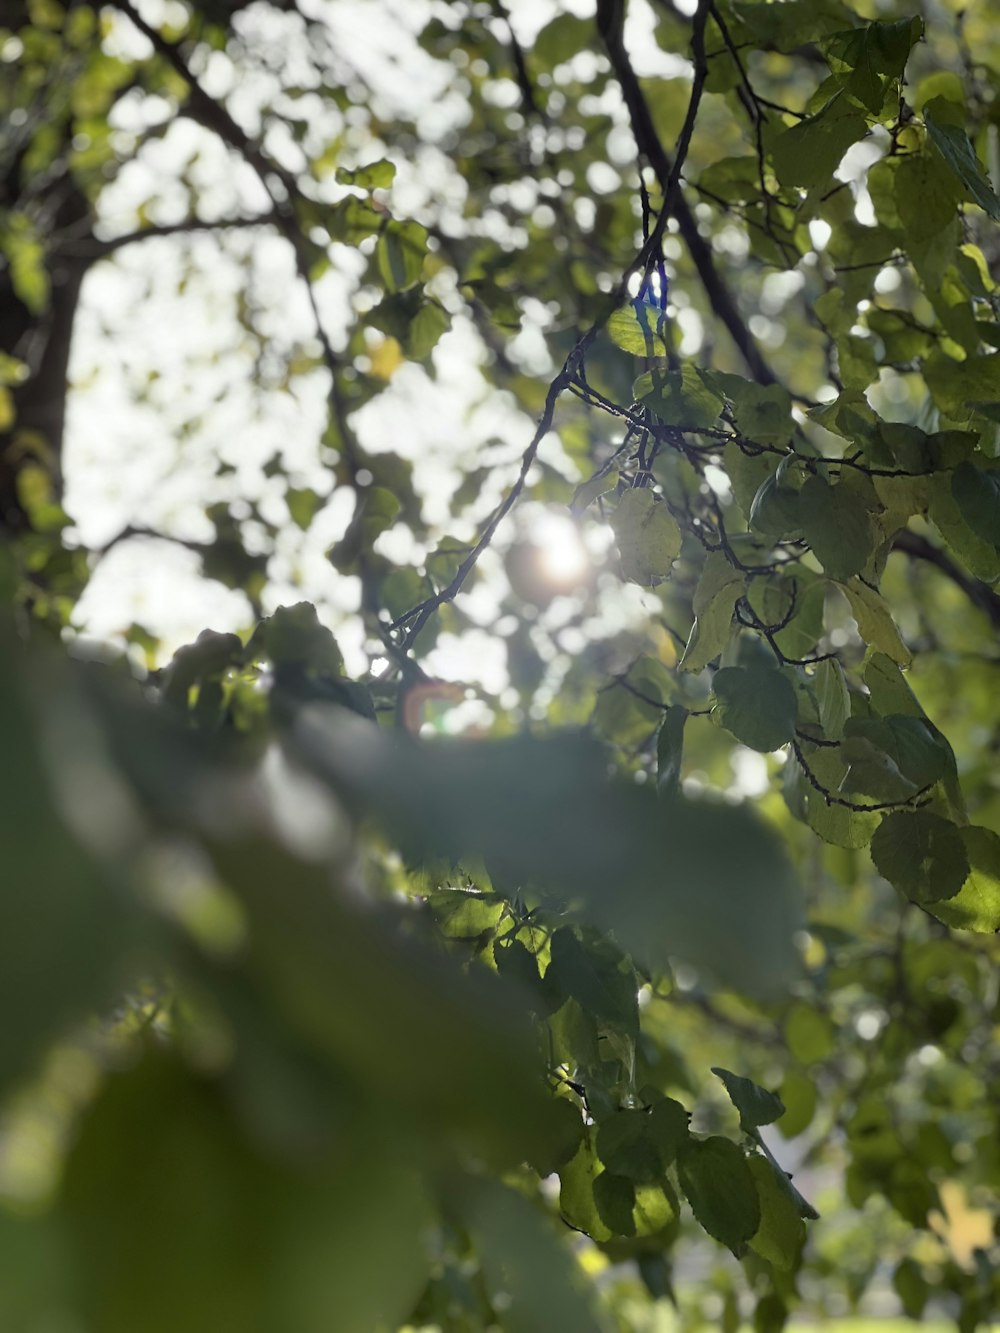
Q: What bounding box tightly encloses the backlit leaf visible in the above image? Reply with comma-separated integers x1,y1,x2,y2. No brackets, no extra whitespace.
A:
610,488,682,585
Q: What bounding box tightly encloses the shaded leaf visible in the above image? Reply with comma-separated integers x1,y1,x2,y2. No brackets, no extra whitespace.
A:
636,365,724,429
656,704,687,799
770,95,868,189
799,475,876,580
870,810,969,905
677,1137,761,1257
712,1067,784,1133
925,101,1000,220
951,461,1000,549
680,552,745,672
713,666,798,752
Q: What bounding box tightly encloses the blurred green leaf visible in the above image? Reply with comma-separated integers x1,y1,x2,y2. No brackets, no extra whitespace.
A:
59,1052,433,1333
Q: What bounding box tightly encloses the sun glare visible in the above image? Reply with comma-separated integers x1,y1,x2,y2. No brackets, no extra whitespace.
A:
530,509,591,586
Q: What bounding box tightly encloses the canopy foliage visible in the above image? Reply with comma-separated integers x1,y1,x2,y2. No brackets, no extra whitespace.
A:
2,0,1000,1328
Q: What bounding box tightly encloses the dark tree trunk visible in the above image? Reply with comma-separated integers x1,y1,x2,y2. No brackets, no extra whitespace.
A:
1,163,90,536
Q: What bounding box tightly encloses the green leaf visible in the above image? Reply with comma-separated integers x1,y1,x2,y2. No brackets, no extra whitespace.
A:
870,810,970,905
893,148,963,247
823,18,922,113
596,1099,689,1182
749,471,802,538
696,154,761,205
746,573,824,662
951,462,1000,549
777,1072,818,1138
527,1096,586,1177
786,744,879,849
864,653,922,718
840,715,950,802
560,1135,615,1241
923,348,1000,418
706,373,794,446
842,579,912,667
725,440,776,519
677,1137,761,1257
784,1002,836,1064
285,486,323,531
546,928,638,1036
59,1053,433,1333
713,665,798,752
161,629,244,704
0,627,146,1093
336,158,396,190
593,1171,638,1236
928,473,1000,580
607,301,671,357
680,552,745,672
814,658,850,740
648,1097,691,1165
655,704,687,799
591,1167,678,1240
770,95,868,189
597,1111,662,1184
925,101,1000,220
300,722,803,996
571,470,617,513
246,601,344,674
712,1068,784,1133
210,835,552,1162
464,1178,604,1333
894,1258,930,1321
328,195,383,243
610,488,682,585
429,888,504,941
747,1155,806,1270
929,826,1000,933
798,475,876,580
406,300,449,360
636,365,724,429
532,11,591,66
376,220,428,292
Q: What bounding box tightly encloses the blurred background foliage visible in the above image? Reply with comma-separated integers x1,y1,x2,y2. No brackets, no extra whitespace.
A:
2,0,1000,1328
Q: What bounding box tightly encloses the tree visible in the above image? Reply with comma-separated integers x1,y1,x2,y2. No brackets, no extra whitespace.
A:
2,0,999,1327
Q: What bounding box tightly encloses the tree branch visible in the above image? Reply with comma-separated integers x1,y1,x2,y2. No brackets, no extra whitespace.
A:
598,0,776,385
57,213,284,262
893,529,1000,631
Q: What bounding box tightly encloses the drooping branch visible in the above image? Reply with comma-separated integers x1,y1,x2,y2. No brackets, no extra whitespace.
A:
598,0,777,385
893,529,1000,631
